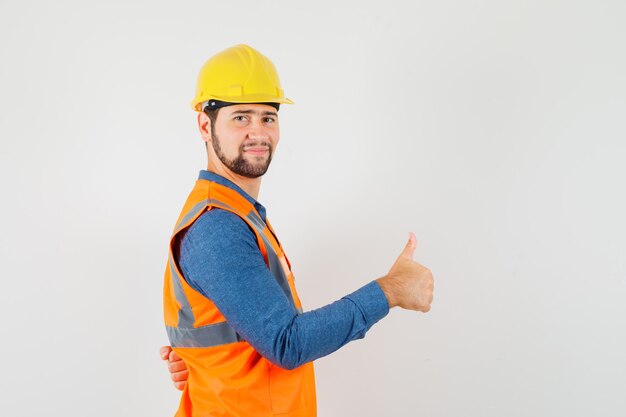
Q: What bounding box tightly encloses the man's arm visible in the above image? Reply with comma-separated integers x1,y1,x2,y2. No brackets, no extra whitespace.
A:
176,208,389,369
177,210,433,369
162,225,433,384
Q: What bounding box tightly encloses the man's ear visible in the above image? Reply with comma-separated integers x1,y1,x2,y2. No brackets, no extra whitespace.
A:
198,112,212,145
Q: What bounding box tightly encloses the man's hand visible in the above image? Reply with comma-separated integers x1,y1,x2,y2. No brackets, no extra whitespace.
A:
376,232,434,312
160,346,189,391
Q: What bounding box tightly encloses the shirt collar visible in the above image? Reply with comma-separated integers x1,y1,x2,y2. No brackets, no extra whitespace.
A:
198,170,267,221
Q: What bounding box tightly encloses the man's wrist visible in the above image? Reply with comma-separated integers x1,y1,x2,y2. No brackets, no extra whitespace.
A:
375,276,397,308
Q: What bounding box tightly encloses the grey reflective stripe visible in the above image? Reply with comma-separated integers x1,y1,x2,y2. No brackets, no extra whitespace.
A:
167,322,243,348
260,232,296,306
170,254,195,327
175,199,209,233
244,206,296,307
171,198,210,327
244,209,297,307
245,209,267,233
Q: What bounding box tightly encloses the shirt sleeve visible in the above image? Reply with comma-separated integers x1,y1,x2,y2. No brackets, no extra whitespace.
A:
177,208,390,370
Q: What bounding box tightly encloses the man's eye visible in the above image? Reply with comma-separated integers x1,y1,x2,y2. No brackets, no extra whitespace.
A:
264,117,276,123
234,116,247,121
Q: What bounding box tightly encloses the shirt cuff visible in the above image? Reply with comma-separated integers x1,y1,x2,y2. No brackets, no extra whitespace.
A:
343,280,390,328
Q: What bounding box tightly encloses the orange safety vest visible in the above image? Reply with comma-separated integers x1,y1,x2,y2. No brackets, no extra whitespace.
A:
163,178,317,417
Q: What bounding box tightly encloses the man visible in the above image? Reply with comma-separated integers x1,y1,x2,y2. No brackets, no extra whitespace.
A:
162,44,434,417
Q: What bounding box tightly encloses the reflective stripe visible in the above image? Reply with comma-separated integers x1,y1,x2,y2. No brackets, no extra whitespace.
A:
243,205,297,309
261,235,296,307
246,208,294,302
167,322,243,348
175,199,209,233
245,208,267,234
170,254,195,327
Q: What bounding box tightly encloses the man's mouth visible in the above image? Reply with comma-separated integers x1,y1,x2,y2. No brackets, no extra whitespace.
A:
243,146,269,155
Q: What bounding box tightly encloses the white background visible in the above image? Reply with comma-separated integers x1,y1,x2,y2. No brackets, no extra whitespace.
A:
1,1,625,416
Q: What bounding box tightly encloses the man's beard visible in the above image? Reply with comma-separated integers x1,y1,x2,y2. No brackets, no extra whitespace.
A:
211,130,273,178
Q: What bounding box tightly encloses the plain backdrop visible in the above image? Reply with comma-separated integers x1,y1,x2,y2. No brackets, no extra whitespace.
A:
1,1,625,416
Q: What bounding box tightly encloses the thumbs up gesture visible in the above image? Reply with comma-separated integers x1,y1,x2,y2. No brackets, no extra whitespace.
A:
376,233,434,312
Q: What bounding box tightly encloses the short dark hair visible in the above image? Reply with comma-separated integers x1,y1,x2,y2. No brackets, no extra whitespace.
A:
203,106,219,125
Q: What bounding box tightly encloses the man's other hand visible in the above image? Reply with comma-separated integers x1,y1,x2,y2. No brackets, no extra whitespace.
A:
376,232,434,312
160,346,189,391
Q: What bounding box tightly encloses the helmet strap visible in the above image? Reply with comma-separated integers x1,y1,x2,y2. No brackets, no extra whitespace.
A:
203,100,280,112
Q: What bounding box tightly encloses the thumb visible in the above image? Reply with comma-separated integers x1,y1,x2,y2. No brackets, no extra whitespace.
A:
399,232,417,260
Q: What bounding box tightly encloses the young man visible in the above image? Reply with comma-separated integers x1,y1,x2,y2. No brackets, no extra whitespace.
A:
162,44,434,417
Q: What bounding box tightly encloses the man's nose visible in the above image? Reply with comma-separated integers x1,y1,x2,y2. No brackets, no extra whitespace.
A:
247,121,270,140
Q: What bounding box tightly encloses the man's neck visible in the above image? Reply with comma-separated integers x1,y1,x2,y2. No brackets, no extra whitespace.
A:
206,164,262,200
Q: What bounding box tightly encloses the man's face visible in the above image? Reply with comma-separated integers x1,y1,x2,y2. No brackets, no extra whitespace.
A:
209,104,279,178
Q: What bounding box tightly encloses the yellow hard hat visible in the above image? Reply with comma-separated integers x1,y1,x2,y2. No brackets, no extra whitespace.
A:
190,44,293,111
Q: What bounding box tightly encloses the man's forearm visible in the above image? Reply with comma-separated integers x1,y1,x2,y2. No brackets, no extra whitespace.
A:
270,280,389,369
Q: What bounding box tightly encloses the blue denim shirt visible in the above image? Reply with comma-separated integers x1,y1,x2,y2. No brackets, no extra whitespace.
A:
177,170,389,369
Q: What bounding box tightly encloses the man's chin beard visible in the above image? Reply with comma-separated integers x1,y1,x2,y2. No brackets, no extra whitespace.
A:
210,132,273,178
227,157,271,178
215,145,273,178
237,154,272,178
